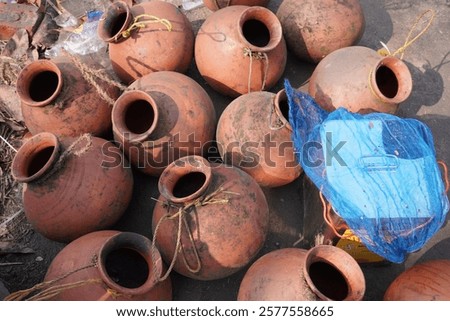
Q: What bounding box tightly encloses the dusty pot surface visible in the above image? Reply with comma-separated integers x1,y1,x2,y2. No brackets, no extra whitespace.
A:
98,0,194,84
384,260,450,301
216,90,302,187
11,132,133,243
152,155,269,280
203,0,269,11
277,0,365,63
16,56,120,138
112,71,216,176
308,46,413,114
43,230,172,301
237,245,366,300
195,5,287,97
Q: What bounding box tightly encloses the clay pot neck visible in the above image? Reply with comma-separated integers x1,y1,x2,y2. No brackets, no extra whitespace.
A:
273,89,292,131
98,232,161,296
369,56,412,104
112,90,159,143
158,156,213,204
237,6,282,53
303,245,365,301
98,1,133,43
11,132,61,183
16,60,63,107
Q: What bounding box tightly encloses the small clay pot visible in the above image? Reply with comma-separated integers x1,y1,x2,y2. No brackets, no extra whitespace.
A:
203,0,269,11
277,0,365,63
384,260,450,301
16,57,120,138
11,132,133,243
216,90,302,187
44,230,172,301
308,46,413,114
195,5,287,97
238,246,366,300
112,71,216,176
98,1,194,84
152,155,269,280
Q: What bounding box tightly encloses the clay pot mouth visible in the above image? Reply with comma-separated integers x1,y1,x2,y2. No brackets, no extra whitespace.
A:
237,6,282,52
98,1,132,43
16,60,63,107
98,232,162,295
303,245,366,301
112,90,159,143
370,56,413,104
274,89,292,131
11,132,60,183
158,156,213,204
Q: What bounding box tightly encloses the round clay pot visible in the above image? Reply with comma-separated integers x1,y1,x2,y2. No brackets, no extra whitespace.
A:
277,0,365,63
11,132,133,243
152,155,269,280
384,260,450,301
203,0,269,11
16,57,120,138
112,71,216,176
195,5,287,97
216,90,302,187
238,246,366,300
308,46,413,114
44,230,172,301
98,1,194,84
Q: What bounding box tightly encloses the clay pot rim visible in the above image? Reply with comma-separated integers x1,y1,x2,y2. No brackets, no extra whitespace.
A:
303,245,366,301
16,60,63,107
237,6,283,52
11,132,61,183
158,155,213,204
370,56,413,104
98,231,163,296
274,89,292,131
112,89,160,143
98,1,133,43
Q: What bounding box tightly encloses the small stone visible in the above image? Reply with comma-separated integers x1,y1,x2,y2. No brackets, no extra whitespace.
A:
35,256,43,262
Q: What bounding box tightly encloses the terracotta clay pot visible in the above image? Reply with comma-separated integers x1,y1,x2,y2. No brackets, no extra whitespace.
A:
277,0,365,63
238,246,366,300
384,260,450,301
11,132,133,243
152,155,269,280
44,230,172,301
308,46,413,114
203,0,269,11
216,90,302,187
16,57,120,138
195,5,287,97
112,71,216,176
98,1,194,84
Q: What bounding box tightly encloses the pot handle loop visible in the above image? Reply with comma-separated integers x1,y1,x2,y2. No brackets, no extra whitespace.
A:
438,160,450,194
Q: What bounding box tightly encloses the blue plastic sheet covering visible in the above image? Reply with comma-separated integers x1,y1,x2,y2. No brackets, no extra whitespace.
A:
285,80,449,263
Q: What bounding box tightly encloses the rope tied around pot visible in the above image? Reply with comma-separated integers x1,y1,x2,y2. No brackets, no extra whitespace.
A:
243,47,269,94
151,185,240,282
118,14,173,40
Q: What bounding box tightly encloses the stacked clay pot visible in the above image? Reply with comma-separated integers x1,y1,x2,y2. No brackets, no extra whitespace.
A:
195,5,287,97
384,260,450,300
111,71,216,176
216,90,302,187
11,132,133,243
16,56,120,138
238,246,366,301
98,0,194,84
309,46,413,114
152,155,269,280
203,0,269,11
277,0,365,63
43,231,172,301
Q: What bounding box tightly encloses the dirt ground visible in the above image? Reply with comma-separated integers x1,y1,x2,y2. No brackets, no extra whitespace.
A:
1,0,450,301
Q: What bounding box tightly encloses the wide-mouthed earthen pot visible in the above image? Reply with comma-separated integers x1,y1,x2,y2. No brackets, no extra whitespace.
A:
152,156,269,280
98,0,194,84
203,0,269,11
